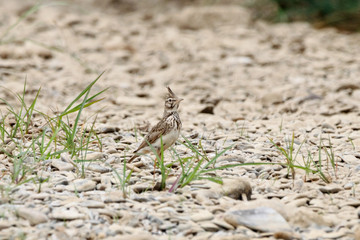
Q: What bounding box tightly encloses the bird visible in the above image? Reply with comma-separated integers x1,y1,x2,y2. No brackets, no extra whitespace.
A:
128,86,183,168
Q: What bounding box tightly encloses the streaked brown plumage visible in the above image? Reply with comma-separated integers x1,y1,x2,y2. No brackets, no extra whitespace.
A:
128,87,183,163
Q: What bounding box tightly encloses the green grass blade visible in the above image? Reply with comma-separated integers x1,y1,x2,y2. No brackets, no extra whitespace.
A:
62,71,105,113
202,145,233,170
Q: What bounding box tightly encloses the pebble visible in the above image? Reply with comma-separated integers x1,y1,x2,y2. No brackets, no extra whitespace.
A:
51,158,75,171
17,207,48,225
212,218,235,230
107,234,156,240
99,175,112,190
191,210,214,222
319,186,342,194
102,191,126,203
199,221,220,232
215,178,252,200
343,182,354,190
355,226,360,239
98,125,120,133
341,155,358,164
85,152,106,161
79,200,105,208
159,221,177,231
86,164,111,173
67,179,96,192
193,189,219,205
287,207,333,228
132,182,161,193
51,207,85,220
0,221,12,230
106,147,118,154
340,201,360,208
224,207,292,232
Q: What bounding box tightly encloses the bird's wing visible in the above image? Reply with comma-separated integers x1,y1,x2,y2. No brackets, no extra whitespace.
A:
134,120,168,152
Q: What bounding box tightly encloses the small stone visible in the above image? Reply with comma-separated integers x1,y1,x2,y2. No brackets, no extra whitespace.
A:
193,189,219,205
340,201,360,208
0,221,12,230
106,148,118,154
60,153,72,162
321,123,334,130
79,200,105,208
157,207,177,214
86,164,111,173
199,221,219,232
212,218,235,230
51,207,85,220
224,207,292,232
85,152,106,161
319,186,342,194
31,193,50,200
218,155,247,163
273,231,294,240
67,179,96,192
341,155,358,164
343,182,354,190
336,82,360,92
1,142,16,154
223,178,252,200
287,198,308,208
132,182,161,193
67,219,85,228
287,207,333,228
100,175,112,190
17,207,48,225
159,221,177,231
304,227,349,239
199,105,214,114
355,225,360,239
102,191,126,203
191,210,214,222
111,234,156,240
293,179,304,192
98,125,119,133
209,178,252,200
51,158,74,171
108,223,125,234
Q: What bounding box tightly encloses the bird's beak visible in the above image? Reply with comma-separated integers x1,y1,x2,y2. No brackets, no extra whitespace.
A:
176,98,184,104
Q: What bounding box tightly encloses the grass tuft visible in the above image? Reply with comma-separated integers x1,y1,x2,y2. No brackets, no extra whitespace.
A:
0,73,106,186
269,133,337,184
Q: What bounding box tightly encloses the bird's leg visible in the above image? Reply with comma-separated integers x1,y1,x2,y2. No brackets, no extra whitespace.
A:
153,148,161,182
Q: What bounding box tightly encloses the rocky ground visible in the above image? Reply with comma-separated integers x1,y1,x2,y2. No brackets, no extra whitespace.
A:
0,0,360,239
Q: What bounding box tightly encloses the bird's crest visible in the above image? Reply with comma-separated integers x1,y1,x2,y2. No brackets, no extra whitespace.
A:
166,86,177,99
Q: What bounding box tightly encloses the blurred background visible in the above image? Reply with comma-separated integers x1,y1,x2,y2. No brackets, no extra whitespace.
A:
1,0,360,121
250,0,360,31
107,0,360,32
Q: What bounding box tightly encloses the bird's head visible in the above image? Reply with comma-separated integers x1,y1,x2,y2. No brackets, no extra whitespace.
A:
164,86,183,112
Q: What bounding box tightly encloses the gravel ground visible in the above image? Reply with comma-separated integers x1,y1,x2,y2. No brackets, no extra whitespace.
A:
0,1,360,239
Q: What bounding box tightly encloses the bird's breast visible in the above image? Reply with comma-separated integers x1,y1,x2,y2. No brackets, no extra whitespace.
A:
153,128,180,151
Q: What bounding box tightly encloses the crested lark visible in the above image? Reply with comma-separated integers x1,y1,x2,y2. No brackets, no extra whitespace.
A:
128,87,183,164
